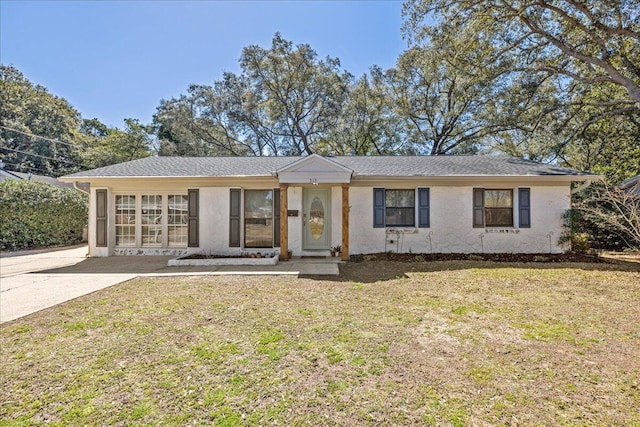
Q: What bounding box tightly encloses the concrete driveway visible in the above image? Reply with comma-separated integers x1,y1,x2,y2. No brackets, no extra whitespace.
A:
1,246,137,323
1,246,339,323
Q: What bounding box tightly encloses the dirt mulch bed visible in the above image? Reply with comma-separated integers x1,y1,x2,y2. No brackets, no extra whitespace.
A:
349,252,608,264
333,252,638,283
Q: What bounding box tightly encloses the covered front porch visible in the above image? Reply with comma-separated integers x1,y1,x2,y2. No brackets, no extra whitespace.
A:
275,155,352,261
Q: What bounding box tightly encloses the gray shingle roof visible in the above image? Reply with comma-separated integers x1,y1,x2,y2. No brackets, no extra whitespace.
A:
62,155,592,179
618,175,640,196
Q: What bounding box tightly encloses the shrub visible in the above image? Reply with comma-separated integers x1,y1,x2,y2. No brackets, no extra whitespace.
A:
570,233,591,254
559,210,591,253
0,180,88,251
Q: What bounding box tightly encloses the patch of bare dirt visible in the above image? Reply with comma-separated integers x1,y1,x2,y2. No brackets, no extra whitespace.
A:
333,252,637,283
600,250,640,264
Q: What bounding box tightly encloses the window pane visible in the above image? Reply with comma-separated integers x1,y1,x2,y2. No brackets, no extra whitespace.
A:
245,219,273,248
168,195,188,247
484,190,513,227
115,195,136,246
385,190,415,208
245,190,273,219
141,195,162,247
115,195,136,225
486,208,514,227
385,190,415,226
485,190,512,208
309,196,325,240
245,190,273,248
168,195,188,225
386,207,415,226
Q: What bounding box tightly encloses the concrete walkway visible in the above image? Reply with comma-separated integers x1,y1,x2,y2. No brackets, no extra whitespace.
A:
0,245,340,323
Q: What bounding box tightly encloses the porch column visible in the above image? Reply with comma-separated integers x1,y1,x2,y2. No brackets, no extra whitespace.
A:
279,183,289,261
341,184,349,261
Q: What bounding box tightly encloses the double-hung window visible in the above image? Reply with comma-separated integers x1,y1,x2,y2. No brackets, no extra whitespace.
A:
484,190,513,227
473,188,530,228
374,188,430,228
385,190,415,227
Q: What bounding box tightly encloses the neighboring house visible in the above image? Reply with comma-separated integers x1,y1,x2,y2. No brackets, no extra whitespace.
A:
618,175,640,198
0,168,22,181
59,154,594,259
0,166,85,190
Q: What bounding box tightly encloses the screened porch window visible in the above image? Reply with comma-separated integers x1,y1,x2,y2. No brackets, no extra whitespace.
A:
244,190,273,248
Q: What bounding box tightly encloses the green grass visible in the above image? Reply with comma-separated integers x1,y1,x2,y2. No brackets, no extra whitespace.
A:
1,262,639,426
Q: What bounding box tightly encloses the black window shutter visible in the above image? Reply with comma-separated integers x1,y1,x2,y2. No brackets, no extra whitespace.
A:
418,188,430,228
273,188,280,246
188,189,199,247
229,189,241,247
519,188,531,228
96,189,107,247
473,188,485,228
373,188,385,228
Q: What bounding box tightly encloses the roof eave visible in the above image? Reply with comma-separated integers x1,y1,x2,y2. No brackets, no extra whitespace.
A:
351,174,597,182
58,174,278,181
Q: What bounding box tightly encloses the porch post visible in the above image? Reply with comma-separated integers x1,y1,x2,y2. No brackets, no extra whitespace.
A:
279,183,289,260
341,184,349,261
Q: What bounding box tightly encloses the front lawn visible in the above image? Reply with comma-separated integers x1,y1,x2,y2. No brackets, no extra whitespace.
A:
1,261,639,426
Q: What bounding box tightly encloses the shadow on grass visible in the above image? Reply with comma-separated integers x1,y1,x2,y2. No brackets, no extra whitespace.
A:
304,254,640,283
38,256,174,274
36,252,639,284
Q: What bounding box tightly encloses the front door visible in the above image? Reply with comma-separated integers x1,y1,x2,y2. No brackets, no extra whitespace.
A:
303,188,331,250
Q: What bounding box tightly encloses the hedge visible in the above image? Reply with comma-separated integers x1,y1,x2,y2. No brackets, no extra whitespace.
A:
0,179,88,251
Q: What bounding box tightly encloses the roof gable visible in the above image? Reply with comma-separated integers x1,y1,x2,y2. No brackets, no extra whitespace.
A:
277,154,353,184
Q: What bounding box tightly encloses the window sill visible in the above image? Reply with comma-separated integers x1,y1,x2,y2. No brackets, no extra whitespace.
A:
385,227,419,234
484,228,520,234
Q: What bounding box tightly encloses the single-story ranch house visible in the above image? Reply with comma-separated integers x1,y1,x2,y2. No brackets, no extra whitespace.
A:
59,154,593,260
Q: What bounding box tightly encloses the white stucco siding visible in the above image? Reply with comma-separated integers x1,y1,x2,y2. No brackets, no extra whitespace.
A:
86,178,571,257
349,185,571,254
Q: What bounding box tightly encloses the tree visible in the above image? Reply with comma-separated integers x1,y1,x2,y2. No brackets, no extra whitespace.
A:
154,76,256,156
324,69,404,155
572,181,640,249
0,65,84,176
386,41,510,155
239,33,352,155
403,0,640,107
154,34,353,156
558,85,640,182
491,80,640,178
1,65,153,174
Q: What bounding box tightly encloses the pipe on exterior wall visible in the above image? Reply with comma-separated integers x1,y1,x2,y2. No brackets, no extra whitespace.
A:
73,181,90,195
571,180,594,195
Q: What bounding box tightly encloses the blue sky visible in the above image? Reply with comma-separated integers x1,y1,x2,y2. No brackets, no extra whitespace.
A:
1,1,406,128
